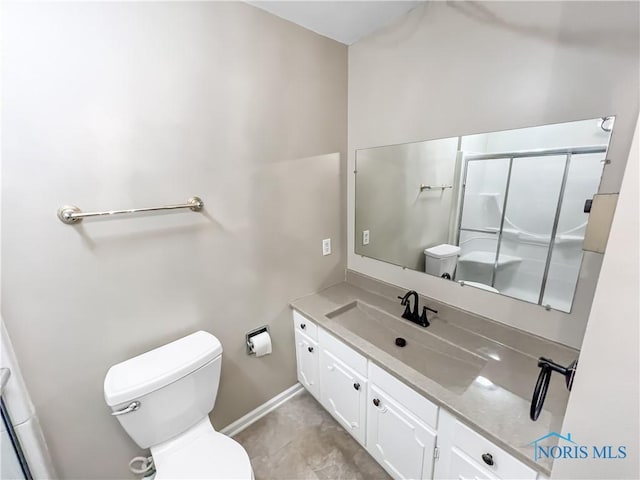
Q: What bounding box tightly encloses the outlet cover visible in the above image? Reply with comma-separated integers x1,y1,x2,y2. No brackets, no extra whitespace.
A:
322,238,331,256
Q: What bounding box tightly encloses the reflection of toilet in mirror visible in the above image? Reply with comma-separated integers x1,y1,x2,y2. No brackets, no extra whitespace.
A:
424,244,460,278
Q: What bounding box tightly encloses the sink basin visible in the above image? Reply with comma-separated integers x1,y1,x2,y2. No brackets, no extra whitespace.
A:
326,301,487,394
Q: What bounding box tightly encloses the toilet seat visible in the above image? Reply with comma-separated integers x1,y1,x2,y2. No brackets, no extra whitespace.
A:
464,281,499,293
151,418,253,479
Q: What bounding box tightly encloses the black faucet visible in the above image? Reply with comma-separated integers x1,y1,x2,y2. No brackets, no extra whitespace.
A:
397,290,438,328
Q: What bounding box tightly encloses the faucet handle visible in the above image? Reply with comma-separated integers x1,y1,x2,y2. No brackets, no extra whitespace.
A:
419,306,431,327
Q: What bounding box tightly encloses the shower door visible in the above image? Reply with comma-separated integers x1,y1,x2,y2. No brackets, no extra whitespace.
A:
539,152,607,310
457,146,606,312
0,368,32,480
491,155,566,304
456,157,510,287
1,423,27,480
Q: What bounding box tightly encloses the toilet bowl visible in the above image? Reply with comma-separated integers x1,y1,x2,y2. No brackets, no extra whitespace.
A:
103,331,253,479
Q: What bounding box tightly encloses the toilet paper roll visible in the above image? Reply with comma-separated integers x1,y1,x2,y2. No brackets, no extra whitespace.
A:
250,331,272,357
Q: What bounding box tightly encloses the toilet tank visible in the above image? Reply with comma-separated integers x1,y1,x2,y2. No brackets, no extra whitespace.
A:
424,244,460,277
104,331,223,449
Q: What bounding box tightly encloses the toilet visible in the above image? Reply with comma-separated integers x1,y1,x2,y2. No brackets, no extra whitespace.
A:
424,244,461,278
103,331,253,479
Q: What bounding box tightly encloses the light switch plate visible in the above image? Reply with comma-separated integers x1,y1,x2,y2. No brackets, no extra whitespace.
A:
322,238,331,256
363,230,370,245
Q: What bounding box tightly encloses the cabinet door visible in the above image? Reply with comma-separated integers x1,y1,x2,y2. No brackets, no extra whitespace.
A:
319,347,367,445
447,448,499,480
367,384,437,480
295,331,319,399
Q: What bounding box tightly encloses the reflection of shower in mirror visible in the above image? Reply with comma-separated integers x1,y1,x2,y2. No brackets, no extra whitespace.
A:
354,117,615,313
455,143,608,312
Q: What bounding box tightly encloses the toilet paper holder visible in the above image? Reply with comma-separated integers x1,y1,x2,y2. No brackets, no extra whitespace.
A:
246,325,270,355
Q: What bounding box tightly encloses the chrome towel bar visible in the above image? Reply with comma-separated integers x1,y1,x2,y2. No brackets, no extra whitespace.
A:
57,196,204,224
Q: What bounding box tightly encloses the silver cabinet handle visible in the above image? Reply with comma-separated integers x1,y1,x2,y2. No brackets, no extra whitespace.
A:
0,368,10,396
111,401,140,416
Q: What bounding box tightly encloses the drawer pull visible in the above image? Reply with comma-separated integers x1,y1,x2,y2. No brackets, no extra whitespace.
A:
300,323,306,329
353,382,360,391
373,398,380,407
307,346,314,353
481,453,494,466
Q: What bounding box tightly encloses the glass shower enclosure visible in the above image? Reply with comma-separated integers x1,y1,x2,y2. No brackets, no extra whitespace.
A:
0,368,32,480
455,145,607,312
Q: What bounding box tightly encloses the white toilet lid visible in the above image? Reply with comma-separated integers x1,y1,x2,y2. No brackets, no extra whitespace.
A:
153,425,253,480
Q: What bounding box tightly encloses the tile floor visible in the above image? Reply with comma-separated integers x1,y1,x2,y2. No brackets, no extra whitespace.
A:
234,391,391,480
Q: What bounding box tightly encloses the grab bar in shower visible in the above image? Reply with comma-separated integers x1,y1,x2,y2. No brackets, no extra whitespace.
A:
57,196,204,224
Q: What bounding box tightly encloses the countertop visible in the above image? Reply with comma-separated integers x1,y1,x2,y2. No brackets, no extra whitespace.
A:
289,275,579,476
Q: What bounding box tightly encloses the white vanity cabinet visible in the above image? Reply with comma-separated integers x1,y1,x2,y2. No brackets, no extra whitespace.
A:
367,363,438,480
291,309,541,480
318,328,368,445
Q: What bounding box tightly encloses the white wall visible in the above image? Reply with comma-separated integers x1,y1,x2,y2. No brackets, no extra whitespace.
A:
348,1,639,348
551,117,639,479
1,3,347,478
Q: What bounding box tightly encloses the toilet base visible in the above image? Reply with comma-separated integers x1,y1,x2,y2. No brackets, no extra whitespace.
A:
150,418,253,479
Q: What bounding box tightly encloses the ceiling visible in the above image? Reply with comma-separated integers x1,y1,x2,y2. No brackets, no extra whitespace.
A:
246,1,423,45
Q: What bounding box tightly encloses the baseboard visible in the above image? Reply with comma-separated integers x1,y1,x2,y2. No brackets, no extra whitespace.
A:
220,383,304,438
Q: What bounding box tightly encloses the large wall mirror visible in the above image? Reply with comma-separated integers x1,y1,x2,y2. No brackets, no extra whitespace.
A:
355,117,615,313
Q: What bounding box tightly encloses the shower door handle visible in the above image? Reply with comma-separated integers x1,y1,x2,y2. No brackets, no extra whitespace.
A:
0,368,10,396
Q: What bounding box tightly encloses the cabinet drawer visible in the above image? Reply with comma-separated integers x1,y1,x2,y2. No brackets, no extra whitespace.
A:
293,310,318,341
369,362,438,429
452,420,537,480
318,328,367,377
449,448,499,480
